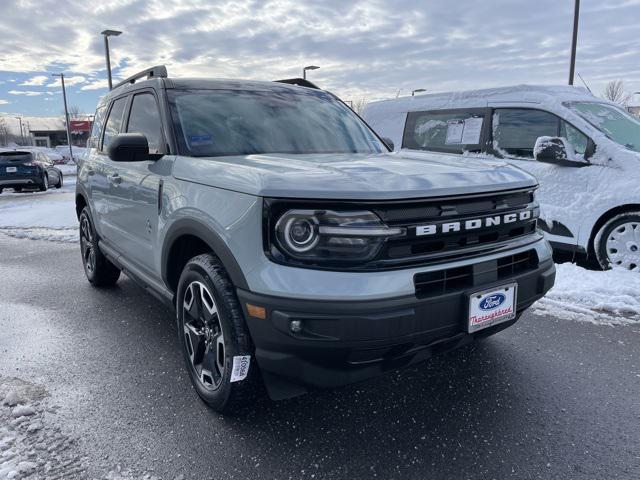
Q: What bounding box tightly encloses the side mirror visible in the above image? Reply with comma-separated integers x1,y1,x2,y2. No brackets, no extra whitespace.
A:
107,133,156,162
381,137,395,151
534,136,587,167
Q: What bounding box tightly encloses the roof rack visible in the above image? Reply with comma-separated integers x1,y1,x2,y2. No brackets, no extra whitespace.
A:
112,65,168,90
274,78,320,90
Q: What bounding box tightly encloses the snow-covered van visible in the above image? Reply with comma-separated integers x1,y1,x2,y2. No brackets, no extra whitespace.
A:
364,85,640,271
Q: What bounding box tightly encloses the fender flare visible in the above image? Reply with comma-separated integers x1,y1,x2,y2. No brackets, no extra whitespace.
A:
161,218,249,291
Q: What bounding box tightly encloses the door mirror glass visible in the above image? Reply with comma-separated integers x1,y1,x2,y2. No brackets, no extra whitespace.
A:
534,136,587,166
107,133,159,162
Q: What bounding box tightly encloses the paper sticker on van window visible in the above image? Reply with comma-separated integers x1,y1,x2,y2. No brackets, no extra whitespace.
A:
445,120,464,144
189,134,213,146
445,118,483,145
461,117,483,144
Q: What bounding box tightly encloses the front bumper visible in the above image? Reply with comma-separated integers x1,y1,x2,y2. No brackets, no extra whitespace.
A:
238,253,555,400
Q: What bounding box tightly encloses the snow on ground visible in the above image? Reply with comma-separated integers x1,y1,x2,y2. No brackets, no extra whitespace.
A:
0,376,162,479
533,262,640,325
0,174,78,244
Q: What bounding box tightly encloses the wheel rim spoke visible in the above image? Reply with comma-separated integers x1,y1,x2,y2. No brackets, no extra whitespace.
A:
182,281,225,390
606,222,640,270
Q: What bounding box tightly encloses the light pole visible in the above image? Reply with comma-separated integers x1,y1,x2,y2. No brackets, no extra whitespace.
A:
302,65,320,80
15,116,24,145
568,0,580,85
411,88,427,96
101,29,122,90
51,73,73,162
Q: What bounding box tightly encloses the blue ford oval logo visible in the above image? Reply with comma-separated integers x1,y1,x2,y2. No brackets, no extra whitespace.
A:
479,293,506,311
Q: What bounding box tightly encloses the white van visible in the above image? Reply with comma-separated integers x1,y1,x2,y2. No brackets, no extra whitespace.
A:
363,85,640,271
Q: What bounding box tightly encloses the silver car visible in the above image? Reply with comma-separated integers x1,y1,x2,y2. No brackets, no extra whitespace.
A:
76,66,555,413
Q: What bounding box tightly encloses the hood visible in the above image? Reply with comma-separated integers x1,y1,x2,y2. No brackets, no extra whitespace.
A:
172,151,537,200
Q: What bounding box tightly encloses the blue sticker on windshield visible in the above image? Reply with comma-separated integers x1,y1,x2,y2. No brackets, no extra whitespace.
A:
189,134,213,146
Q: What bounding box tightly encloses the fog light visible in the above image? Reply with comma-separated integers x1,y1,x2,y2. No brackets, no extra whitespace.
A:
290,320,303,333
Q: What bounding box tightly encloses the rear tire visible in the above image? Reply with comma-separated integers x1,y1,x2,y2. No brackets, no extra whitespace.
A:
594,212,640,271
39,174,48,192
176,253,261,413
79,207,121,286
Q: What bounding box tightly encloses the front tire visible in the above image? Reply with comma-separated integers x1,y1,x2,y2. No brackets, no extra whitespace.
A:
56,174,63,189
176,253,260,413
79,207,121,286
594,212,640,271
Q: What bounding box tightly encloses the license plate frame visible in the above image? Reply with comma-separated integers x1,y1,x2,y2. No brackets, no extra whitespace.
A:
467,283,517,333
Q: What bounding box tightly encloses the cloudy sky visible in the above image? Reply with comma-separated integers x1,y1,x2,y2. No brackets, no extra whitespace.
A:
0,0,639,116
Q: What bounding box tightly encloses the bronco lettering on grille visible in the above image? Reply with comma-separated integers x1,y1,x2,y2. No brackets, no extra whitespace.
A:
415,210,532,236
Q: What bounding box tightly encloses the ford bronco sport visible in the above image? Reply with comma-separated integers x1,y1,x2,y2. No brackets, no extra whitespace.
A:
76,66,555,412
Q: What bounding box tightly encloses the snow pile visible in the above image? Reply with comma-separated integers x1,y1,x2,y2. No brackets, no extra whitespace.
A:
0,185,78,243
0,376,84,480
533,263,640,325
0,377,161,480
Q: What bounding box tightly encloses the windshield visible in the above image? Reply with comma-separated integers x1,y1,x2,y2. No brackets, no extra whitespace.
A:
169,88,385,157
568,101,640,153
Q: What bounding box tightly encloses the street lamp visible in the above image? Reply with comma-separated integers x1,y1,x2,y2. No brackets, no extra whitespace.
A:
101,29,122,90
302,65,320,80
411,88,427,96
568,0,580,85
51,73,73,162
13,116,24,145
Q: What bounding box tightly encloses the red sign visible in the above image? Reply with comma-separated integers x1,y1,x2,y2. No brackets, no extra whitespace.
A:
69,120,91,133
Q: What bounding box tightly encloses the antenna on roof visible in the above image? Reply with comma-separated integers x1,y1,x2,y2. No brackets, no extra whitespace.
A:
577,73,593,94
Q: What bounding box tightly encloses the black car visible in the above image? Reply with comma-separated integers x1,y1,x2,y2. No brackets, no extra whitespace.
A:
0,150,63,194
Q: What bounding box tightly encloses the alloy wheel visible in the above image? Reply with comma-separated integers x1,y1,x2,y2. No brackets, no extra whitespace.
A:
605,221,640,270
182,281,226,390
80,216,95,274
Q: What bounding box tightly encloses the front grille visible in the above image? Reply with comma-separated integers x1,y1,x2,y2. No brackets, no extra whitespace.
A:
371,188,539,267
414,249,538,298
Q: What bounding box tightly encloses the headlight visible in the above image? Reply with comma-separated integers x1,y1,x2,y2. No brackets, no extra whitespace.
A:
271,208,404,266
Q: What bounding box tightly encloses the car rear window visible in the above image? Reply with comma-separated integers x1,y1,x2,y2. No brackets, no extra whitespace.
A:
0,151,32,164
402,110,488,154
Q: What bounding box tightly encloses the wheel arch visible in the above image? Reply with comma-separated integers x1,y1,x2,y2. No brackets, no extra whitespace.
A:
162,219,249,295
588,203,640,254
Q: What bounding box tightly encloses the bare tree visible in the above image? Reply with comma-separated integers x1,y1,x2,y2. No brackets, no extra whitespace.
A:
351,97,368,116
602,80,632,105
0,117,6,146
67,105,81,119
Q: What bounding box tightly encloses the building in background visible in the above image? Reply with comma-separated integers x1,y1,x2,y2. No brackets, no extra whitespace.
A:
0,115,92,147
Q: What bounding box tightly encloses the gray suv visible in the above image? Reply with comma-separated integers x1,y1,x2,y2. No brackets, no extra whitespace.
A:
76,66,555,412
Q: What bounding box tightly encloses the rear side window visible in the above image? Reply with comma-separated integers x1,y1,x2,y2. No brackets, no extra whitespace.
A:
402,110,487,154
126,93,164,153
88,105,106,149
102,97,128,151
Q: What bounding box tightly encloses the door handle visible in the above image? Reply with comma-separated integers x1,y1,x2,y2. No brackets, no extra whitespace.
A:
86,168,95,176
107,173,122,185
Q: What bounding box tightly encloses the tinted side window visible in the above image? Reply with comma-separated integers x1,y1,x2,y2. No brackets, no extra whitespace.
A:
126,93,163,153
102,97,127,151
403,110,486,154
493,109,559,158
88,105,106,149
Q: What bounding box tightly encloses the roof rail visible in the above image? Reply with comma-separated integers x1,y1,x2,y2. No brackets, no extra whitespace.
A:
274,78,320,89
112,65,168,91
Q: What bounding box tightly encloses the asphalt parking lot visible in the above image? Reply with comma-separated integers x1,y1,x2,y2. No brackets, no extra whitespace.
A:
0,234,639,479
